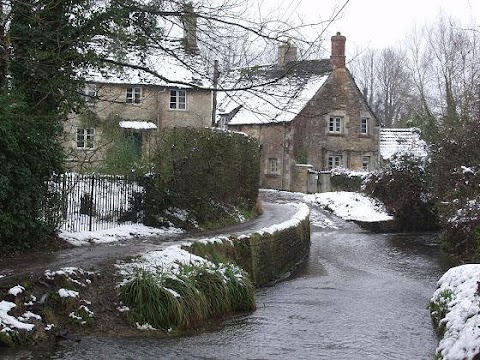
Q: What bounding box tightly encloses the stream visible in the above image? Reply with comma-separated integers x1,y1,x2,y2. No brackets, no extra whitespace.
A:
1,197,455,359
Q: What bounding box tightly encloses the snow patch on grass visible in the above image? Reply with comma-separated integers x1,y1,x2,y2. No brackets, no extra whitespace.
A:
58,288,79,298
0,301,35,332
59,223,184,246
8,285,25,296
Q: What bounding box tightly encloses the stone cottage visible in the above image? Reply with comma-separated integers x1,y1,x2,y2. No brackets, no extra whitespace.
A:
218,33,380,192
64,6,213,171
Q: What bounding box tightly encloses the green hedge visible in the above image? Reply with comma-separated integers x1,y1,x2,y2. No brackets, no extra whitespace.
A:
0,95,64,253
143,128,260,229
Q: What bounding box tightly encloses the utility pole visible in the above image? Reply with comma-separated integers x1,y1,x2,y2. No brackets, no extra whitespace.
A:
212,60,220,127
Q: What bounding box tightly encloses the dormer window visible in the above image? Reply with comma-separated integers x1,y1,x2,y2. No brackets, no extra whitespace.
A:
329,116,342,133
126,86,142,104
170,89,186,110
361,117,369,135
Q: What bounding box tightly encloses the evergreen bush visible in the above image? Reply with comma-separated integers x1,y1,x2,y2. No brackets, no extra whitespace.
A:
363,153,438,231
143,128,260,229
431,121,480,261
0,95,64,253
330,167,366,192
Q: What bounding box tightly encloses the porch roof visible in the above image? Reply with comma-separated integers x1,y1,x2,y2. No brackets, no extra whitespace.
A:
119,121,157,130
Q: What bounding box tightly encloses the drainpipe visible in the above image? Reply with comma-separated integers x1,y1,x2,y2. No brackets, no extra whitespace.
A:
377,125,382,168
281,122,286,190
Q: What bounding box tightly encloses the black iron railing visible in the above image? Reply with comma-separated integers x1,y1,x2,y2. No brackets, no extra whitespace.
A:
49,173,143,232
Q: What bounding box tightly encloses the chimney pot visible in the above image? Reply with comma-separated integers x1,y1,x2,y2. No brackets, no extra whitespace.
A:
330,32,346,68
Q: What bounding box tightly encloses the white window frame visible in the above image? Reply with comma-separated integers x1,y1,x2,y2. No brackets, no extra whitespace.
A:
361,117,369,135
268,158,279,174
328,155,342,169
76,128,95,149
362,156,370,171
169,89,187,110
84,84,96,106
126,86,142,104
329,116,342,133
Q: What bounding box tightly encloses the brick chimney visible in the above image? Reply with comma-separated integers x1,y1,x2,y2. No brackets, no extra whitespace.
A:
277,40,298,70
183,3,198,54
330,32,346,68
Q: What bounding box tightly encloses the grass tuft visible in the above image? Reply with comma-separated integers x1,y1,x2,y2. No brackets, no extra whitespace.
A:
118,261,256,331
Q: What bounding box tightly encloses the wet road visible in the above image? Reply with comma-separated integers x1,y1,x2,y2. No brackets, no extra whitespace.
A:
0,201,297,286
2,192,455,359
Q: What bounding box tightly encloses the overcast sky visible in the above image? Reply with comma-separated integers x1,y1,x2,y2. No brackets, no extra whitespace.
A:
260,0,480,53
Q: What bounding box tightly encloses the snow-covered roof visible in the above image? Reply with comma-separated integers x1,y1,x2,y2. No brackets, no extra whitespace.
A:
217,60,332,125
119,121,157,130
80,40,212,88
379,128,428,160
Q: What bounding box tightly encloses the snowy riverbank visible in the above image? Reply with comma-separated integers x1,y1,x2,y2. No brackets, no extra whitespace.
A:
430,264,480,360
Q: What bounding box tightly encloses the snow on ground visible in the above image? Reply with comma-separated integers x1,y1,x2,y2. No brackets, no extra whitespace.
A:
303,191,393,222
431,264,480,360
0,301,35,332
59,224,184,246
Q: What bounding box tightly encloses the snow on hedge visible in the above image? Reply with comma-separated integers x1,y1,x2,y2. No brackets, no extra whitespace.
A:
431,264,480,359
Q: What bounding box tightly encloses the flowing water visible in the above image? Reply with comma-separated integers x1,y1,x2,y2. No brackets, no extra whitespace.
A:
2,204,455,360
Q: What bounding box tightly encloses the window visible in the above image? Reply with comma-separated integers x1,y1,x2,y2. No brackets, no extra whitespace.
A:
268,158,279,174
84,84,96,106
76,128,95,149
329,116,342,133
328,155,342,169
362,156,370,171
361,117,369,134
126,86,142,104
170,89,186,110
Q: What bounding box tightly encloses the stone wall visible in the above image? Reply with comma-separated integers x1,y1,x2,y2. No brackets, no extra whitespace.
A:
187,204,311,287
241,216,310,286
293,67,380,172
231,123,294,191
64,82,212,170
87,83,212,128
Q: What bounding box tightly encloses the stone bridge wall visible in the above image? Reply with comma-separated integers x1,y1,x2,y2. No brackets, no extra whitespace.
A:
238,215,311,286
188,204,311,287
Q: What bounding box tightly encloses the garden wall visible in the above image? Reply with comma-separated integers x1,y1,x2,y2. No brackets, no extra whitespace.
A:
188,203,311,287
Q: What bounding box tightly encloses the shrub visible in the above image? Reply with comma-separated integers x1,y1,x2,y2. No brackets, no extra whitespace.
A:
119,269,183,330
0,94,64,254
363,153,438,231
144,128,260,229
431,121,480,260
330,167,367,192
429,288,455,336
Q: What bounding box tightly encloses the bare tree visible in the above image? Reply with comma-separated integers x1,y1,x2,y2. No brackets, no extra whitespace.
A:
351,47,413,127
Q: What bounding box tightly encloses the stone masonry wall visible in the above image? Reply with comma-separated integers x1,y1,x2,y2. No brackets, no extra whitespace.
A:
65,83,212,170
293,68,379,172
232,123,294,191
231,213,310,287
